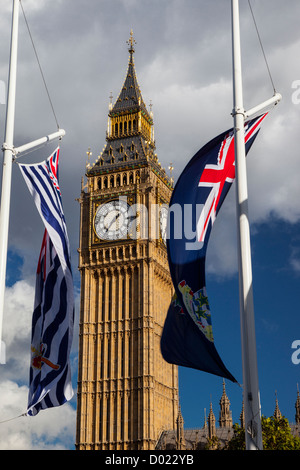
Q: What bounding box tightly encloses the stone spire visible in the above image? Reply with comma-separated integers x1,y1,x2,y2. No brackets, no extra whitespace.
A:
203,408,207,432
176,406,186,450
274,391,282,419
295,385,300,424
240,400,245,428
219,379,233,428
208,401,216,439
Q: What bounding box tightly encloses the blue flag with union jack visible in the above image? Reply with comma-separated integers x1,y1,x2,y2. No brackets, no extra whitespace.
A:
19,147,74,416
161,114,268,382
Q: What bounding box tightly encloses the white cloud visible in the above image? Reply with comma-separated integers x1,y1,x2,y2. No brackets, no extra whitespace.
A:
0,0,298,277
150,80,233,180
1,0,298,308
2,280,34,383
0,380,76,450
289,245,300,273
1,0,300,447
0,278,79,450
206,191,238,277
21,0,62,12
247,108,300,225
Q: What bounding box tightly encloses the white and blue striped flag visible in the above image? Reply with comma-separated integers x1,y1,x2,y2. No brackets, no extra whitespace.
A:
18,147,74,416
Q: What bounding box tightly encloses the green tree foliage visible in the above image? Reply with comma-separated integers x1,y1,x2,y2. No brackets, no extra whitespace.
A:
226,416,300,450
205,435,222,450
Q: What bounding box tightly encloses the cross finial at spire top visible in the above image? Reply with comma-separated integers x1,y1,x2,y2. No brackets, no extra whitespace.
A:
127,29,136,54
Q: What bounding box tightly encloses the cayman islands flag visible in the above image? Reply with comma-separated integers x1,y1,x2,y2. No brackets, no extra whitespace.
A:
19,147,74,416
161,114,268,382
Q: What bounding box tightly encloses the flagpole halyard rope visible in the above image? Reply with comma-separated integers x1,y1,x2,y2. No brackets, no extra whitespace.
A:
248,0,276,94
0,412,27,425
19,0,60,129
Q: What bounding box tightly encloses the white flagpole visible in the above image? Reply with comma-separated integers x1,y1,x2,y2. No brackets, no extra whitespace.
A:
231,0,263,450
0,0,20,364
13,129,66,157
0,1,65,364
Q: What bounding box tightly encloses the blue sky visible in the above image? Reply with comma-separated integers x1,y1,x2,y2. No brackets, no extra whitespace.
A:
0,0,300,449
181,217,300,429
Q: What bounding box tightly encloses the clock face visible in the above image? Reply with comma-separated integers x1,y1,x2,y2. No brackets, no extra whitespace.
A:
94,199,130,240
159,205,168,245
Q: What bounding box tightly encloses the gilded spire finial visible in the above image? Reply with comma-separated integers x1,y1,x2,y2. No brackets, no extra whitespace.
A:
169,162,174,185
86,147,92,168
149,100,153,115
127,29,136,54
109,91,113,111
86,147,92,159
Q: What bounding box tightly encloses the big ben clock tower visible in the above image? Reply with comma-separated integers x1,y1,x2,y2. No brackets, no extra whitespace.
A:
76,31,179,451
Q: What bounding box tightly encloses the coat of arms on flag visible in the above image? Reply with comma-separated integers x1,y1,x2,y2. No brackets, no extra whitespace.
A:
161,114,268,382
18,147,74,416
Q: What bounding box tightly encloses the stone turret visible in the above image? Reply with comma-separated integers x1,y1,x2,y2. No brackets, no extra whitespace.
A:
274,391,282,419
219,380,233,428
208,401,216,439
295,386,300,424
240,401,245,428
176,406,186,450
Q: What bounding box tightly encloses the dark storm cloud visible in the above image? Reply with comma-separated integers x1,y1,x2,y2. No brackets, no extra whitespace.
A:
0,0,300,449
0,0,300,277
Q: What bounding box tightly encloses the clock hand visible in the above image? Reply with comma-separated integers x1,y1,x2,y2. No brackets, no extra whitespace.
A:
104,212,121,232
